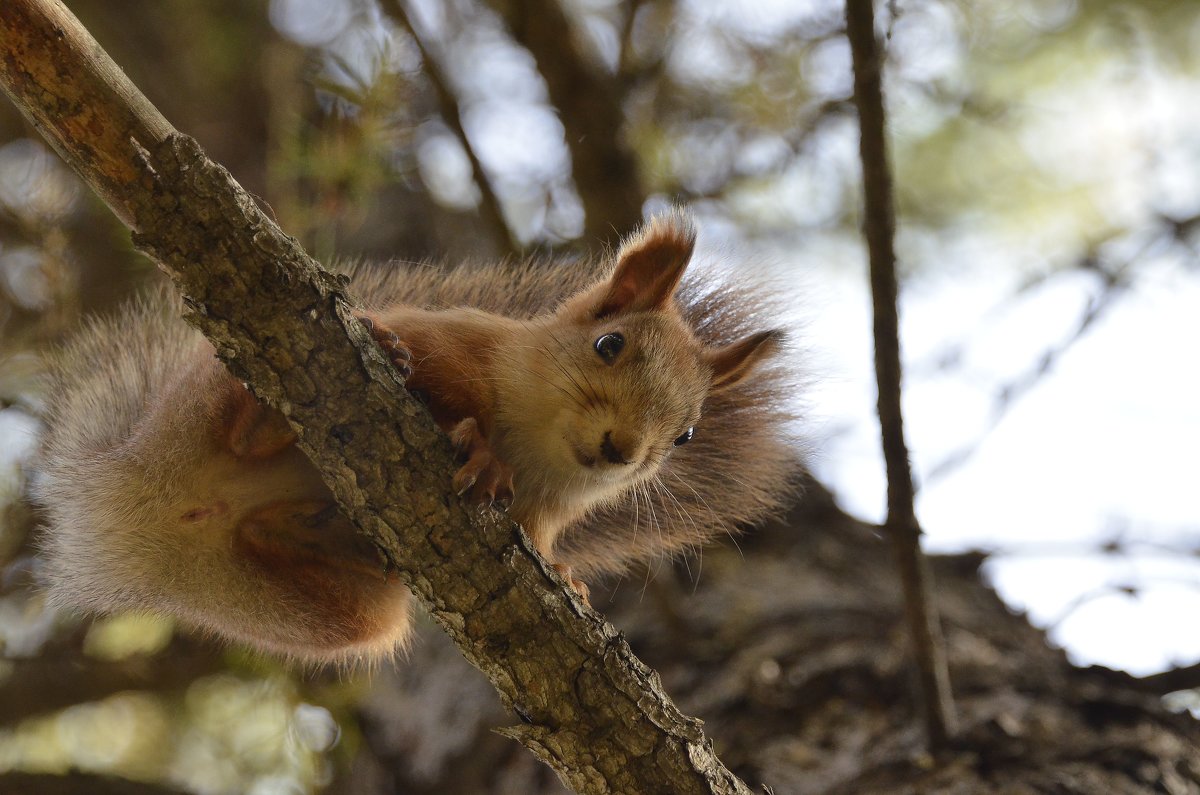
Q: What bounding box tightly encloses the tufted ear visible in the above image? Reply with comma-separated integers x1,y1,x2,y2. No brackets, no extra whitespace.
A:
593,214,696,318
704,329,784,393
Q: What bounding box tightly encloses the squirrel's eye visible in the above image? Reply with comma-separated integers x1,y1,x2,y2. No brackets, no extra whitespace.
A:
673,427,694,447
594,332,625,363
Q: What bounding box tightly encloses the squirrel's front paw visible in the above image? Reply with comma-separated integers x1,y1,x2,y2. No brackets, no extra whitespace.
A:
357,315,413,380
450,417,515,508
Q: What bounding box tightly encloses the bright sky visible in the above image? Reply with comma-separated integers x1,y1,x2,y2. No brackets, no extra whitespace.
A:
800,243,1200,676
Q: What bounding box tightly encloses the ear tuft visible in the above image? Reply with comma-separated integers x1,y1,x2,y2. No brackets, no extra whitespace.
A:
595,212,697,318
704,329,784,393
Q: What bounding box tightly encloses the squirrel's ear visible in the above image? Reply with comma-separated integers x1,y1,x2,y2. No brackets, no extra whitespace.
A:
595,214,696,318
704,329,784,393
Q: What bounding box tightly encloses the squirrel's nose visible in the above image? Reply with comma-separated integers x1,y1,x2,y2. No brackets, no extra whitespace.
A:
600,431,631,465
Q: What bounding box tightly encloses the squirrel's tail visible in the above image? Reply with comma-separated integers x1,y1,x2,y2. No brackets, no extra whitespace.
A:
33,285,412,667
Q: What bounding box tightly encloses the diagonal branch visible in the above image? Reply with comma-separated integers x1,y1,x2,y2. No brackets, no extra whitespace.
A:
844,0,957,749
0,634,222,727
1130,662,1200,696
0,1,754,792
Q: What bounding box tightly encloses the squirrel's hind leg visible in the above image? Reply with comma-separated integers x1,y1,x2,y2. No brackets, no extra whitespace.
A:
221,380,297,459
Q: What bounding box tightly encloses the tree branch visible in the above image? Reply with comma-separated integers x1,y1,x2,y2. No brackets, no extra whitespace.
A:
844,0,957,748
0,1,754,792
0,773,192,795
488,0,644,243
379,0,521,257
1127,662,1200,696
0,635,222,727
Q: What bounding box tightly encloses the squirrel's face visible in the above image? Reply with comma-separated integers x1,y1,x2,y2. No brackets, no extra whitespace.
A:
493,212,783,516
497,311,709,504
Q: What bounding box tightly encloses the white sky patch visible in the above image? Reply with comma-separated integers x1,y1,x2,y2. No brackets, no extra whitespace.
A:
680,0,841,45
415,124,480,210
268,0,352,47
807,246,1200,673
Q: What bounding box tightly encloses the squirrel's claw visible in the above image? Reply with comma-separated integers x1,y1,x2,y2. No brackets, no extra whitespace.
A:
452,467,478,496
493,483,514,510
449,417,477,458
551,563,591,606
450,418,516,509
357,315,413,380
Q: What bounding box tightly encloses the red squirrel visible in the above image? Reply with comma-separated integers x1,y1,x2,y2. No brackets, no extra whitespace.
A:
34,213,801,665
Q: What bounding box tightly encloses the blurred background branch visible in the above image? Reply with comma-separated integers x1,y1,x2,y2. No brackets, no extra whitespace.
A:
487,0,645,241
845,0,956,748
379,0,520,256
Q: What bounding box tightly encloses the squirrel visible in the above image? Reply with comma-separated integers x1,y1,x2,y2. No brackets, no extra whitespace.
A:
33,212,802,665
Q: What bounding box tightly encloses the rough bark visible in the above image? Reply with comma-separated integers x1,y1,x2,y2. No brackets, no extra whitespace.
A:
0,1,754,792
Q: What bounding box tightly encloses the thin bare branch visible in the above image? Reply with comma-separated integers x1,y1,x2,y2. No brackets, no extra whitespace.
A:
1133,662,1200,696
379,0,521,257
0,635,222,727
844,0,956,749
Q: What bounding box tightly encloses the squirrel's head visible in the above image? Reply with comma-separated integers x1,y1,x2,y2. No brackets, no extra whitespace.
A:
495,213,782,510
